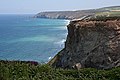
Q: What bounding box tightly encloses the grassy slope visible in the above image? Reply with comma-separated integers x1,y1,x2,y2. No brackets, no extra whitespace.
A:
95,11,120,17
0,61,120,80
95,7,120,17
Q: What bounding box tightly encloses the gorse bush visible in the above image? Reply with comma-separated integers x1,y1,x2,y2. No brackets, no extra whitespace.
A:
0,60,120,80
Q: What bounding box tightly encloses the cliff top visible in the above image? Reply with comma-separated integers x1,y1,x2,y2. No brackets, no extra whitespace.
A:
71,15,120,23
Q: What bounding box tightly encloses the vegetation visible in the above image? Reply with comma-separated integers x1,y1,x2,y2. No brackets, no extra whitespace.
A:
95,11,120,17
0,60,120,80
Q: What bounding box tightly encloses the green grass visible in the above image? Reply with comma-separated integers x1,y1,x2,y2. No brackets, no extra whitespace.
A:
95,11,120,17
0,61,120,80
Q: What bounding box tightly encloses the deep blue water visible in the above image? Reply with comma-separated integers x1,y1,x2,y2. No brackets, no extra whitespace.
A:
0,14,69,62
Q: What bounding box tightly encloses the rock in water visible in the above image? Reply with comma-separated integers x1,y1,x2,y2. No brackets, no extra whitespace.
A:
49,18,120,69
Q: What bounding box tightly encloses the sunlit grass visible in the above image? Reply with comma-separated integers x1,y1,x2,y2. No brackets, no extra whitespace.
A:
95,11,120,17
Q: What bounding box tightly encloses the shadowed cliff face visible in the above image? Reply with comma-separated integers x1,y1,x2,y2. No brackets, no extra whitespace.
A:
49,19,120,69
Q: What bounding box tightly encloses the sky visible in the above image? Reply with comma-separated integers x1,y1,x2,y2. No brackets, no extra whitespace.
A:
0,0,120,14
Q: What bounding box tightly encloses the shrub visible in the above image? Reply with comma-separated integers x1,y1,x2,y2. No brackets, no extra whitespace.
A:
0,60,120,80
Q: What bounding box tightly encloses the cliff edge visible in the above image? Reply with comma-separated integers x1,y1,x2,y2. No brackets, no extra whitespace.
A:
49,17,120,69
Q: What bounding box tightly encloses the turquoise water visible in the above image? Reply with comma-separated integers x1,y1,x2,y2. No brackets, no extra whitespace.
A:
0,14,69,62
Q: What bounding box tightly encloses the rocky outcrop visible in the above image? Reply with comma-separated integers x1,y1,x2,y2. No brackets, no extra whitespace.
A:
49,18,120,69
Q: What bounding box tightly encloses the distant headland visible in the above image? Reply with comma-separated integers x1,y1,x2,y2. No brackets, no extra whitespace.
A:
34,6,120,20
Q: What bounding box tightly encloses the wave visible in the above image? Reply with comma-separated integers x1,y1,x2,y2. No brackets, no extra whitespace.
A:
63,20,70,25
55,39,66,45
51,26,67,30
48,57,52,60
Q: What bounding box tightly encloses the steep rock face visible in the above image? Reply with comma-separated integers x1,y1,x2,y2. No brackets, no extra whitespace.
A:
49,19,120,69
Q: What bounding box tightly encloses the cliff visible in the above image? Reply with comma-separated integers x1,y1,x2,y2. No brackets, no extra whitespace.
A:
35,6,120,20
49,17,120,69
34,10,97,20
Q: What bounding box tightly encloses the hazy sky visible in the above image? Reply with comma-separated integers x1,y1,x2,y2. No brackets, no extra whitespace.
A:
0,0,120,14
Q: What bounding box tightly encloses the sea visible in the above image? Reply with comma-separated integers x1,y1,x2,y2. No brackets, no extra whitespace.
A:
0,14,69,63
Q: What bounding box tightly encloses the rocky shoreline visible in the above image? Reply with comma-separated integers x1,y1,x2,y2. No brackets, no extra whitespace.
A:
49,17,120,70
